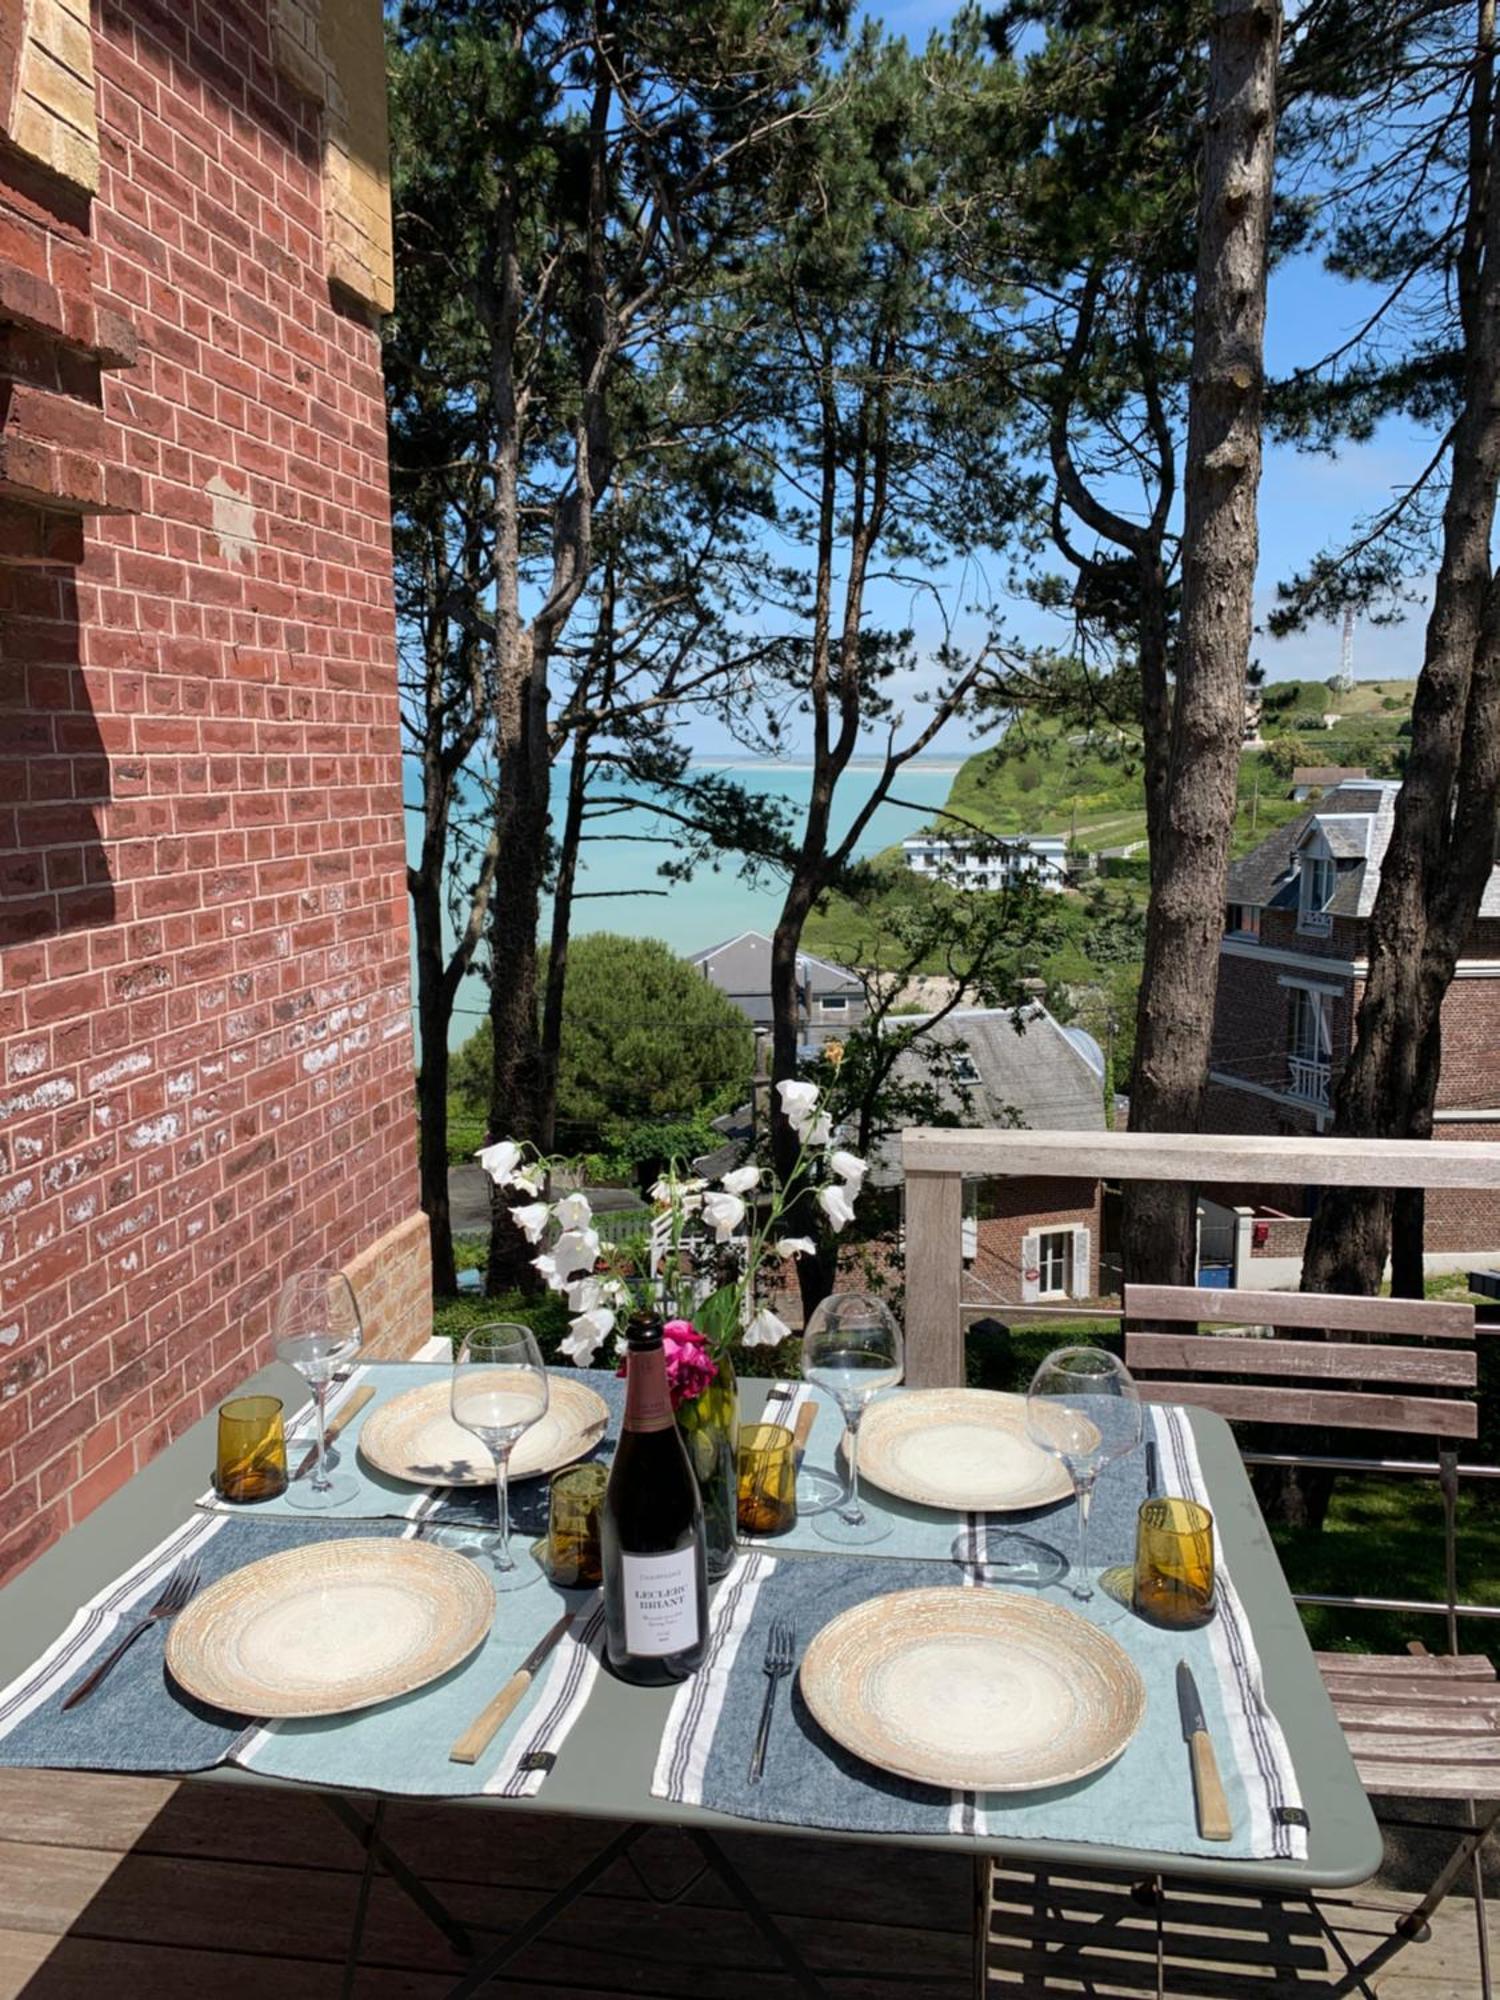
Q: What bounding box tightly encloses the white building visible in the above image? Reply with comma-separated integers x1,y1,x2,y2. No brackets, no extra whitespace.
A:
901,834,1069,892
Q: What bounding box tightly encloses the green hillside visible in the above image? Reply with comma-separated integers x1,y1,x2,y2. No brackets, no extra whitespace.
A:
801,678,1415,976
940,677,1414,860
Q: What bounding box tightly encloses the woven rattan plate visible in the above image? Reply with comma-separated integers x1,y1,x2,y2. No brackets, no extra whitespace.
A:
799,1586,1145,1792
358,1374,609,1488
854,1389,1082,1513
165,1537,495,1718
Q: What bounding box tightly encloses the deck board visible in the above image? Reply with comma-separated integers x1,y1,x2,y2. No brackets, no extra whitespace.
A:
0,1770,1490,1997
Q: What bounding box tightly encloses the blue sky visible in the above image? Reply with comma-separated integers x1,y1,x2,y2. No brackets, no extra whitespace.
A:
686,3,1438,758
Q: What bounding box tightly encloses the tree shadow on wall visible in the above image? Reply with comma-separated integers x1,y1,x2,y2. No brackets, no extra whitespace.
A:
0,562,116,949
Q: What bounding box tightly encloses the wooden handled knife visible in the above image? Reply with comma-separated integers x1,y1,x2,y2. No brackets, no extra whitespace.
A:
449,1613,573,1766
1177,1661,1232,1841
792,1401,817,1462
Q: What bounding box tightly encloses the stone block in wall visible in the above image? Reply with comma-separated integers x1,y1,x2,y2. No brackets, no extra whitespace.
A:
0,0,98,194
271,0,395,315
342,1212,433,1360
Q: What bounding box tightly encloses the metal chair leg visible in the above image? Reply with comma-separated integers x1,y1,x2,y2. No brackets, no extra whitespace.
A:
1331,1802,1500,1997
1469,1798,1493,2000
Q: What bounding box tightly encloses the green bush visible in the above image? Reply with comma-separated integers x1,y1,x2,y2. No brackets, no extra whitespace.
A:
1098,855,1150,881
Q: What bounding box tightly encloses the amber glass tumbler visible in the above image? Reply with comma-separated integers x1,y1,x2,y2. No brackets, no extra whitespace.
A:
216,1395,288,1503
737,1422,797,1538
547,1462,607,1587
1134,1496,1215,1628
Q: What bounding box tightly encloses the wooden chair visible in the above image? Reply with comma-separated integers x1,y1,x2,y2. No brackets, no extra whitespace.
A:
1123,1282,1499,1998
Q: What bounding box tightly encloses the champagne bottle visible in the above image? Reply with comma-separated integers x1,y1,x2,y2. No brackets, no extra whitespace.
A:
601,1321,709,1685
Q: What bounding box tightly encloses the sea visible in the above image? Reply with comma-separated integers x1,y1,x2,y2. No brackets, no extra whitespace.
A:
406,758,964,1050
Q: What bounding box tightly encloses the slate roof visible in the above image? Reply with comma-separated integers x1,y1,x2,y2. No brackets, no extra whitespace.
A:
868,1004,1105,1186
1227,779,1500,922
691,1004,1105,1187
686,930,861,1029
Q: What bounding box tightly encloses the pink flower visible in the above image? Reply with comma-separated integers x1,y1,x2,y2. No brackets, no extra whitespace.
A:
662,1320,719,1407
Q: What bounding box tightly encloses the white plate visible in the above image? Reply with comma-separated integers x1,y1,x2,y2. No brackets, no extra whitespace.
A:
799,1587,1145,1792
854,1389,1081,1513
165,1538,495,1718
357,1374,609,1488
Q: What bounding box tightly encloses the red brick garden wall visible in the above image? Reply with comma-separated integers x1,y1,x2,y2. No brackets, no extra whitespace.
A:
0,0,425,1583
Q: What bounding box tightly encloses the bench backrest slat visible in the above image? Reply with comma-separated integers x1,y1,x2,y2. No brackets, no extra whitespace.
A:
1127,1331,1476,1388
1134,1380,1478,1437
1124,1284,1476,1340
1123,1283,1478,1443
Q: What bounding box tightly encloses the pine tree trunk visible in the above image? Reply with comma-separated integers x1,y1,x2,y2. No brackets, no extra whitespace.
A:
1124,0,1282,1286
484,783,549,1293
1301,10,1500,1301
539,742,589,1156
412,876,458,1298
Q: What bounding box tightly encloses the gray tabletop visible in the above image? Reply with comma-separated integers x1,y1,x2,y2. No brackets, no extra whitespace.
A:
0,1363,1382,1891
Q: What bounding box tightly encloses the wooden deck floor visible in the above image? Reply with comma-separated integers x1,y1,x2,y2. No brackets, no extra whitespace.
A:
0,1768,1489,1997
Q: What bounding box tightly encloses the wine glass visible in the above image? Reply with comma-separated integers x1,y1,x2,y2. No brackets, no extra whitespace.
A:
802,1293,903,1548
1025,1346,1142,1601
451,1324,549,1591
275,1270,363,1511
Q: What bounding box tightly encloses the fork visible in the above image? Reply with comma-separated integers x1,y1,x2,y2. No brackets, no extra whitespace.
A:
749,1616,796,1784
62,1554,203,1711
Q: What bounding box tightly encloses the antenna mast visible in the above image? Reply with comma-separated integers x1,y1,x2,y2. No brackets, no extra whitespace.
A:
1333,606,1355,694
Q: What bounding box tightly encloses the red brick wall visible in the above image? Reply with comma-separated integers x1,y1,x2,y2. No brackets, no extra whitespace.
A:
968,1178,1102,1305
0,0,424,1582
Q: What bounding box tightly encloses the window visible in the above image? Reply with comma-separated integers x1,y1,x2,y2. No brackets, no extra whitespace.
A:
1037,1229,1072,1299
820,994,848,1013
1286,986,1331,1063
1225,903,1261,936
1300,853,1335,912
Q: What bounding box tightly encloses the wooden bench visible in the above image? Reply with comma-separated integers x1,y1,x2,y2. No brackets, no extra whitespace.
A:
1123,1282,1497,1997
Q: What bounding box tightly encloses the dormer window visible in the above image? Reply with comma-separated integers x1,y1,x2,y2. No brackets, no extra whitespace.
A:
1296,838,1337,936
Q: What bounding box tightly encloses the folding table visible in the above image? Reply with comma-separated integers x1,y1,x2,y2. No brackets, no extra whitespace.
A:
0,1364,1381,1996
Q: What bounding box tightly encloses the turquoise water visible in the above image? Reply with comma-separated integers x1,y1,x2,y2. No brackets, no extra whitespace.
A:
405,759,964,1048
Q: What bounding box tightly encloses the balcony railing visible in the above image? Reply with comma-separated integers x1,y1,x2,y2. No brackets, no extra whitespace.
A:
1287,1055,1331,1106
899,1125,1500,1387
1296,905,1334,937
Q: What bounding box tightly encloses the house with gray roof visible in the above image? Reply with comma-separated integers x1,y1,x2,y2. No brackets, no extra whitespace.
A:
1210,779,1500,1273
686,931,865,1047
694,1000,1108,1304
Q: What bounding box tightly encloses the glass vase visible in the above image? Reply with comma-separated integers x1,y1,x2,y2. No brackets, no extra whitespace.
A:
675,1351,739,1581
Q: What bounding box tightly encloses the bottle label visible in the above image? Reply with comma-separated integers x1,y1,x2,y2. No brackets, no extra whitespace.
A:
621,1548,700,1656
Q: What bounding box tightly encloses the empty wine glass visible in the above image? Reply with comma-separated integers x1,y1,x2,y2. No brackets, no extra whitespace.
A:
1025,1346,1142,1601
275,1270,363,1511
802,1293,903,1548
451,1323,549,1591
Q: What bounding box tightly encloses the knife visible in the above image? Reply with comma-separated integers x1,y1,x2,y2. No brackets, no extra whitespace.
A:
1177,1661,1232,1841
292,1383,375,1482
449,1613,573,1765
792,1401,817,1463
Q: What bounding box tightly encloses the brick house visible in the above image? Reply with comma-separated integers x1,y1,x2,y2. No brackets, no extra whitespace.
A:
687,930,868,1048
0,0,427,1581
1207,778,1500,1269
881,1005,1106,1306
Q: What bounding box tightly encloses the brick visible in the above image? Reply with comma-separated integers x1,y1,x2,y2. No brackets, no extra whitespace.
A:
0,1,421,1576
0,379,105,456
